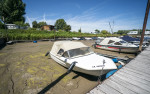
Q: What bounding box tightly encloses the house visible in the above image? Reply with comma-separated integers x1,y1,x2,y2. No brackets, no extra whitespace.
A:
5,24,19,29
41,25,54,31
127,31,138,35
5,24,29,29
145,31,150,35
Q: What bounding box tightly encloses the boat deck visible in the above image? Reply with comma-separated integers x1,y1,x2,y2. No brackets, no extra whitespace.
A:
87,46,150,94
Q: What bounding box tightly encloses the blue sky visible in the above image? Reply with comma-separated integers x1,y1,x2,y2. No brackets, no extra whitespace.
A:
23,0,150,33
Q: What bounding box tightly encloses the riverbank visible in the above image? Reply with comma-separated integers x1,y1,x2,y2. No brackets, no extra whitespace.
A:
0,40,135,94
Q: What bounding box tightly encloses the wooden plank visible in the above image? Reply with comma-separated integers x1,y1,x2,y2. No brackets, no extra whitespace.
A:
110,76,150,94
127,62,150,69
128,58,150,65
125,65,150,75
118,67,150,82
87,87,106,94
135,55,150,61
114,72,150,92
97,83,121,94
129,58,150,64
146,47,150,50
140,50,150,55
127,61,150,70
116,70,150,85
103,79,136,94
123,67,150,78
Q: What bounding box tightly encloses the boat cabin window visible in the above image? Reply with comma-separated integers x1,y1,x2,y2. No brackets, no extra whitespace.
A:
62,52,69,58
114,42,122,45
68,47,93,57
120,41,127,43
108,40,115,44
57,49,64,55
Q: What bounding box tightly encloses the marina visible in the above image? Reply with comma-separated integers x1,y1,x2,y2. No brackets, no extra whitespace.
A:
0,40,136,94
1,0,150,93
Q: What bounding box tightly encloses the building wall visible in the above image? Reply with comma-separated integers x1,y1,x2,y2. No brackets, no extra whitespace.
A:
41,25,54,31
6,24,19,29
145,31,150,34
127,31,138,35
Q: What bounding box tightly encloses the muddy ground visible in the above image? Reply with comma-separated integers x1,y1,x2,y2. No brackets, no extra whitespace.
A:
0,40,135,94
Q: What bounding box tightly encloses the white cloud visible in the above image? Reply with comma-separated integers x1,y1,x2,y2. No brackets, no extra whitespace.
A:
25,6,148,32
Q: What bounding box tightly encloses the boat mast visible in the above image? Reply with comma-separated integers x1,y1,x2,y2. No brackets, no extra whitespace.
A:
139,0,150,51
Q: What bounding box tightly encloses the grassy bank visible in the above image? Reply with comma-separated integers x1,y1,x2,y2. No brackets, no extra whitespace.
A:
0,29,119,40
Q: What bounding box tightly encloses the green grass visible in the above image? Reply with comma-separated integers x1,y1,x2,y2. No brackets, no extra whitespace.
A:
0,29,120,40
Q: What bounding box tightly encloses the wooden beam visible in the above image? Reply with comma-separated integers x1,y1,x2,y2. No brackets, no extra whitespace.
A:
139,0,150,51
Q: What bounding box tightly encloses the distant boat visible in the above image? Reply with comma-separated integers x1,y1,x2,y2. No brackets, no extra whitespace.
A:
49,41,117,76
94,37,139,53
120,36,149,49
72,37,80,40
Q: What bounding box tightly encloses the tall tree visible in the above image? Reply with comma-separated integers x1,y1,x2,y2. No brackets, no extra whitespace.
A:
95,29,100,34
100,30,109,34
0,21,4,29
14,21,24,26
24,23,30,27
0,0,26,24
32,21,38,28
38,21,47,28
54,19,67,30
78,28,81,33
64,25,71,32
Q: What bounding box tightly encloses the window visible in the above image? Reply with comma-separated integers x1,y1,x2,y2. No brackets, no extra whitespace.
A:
57,49,64,55
62,52,69,58
114,42,122,45
68,47,93,57
108,40,115,44
120,41,126,43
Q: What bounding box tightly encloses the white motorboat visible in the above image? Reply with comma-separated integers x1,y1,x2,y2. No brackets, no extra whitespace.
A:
72,37,80,40
49,41,117,76
120,36,149,49
94,37,139,53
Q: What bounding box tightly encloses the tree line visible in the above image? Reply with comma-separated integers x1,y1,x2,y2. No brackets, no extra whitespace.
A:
32,19,71,32
0,0,72,32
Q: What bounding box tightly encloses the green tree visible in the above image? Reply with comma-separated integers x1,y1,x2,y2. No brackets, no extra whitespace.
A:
101,30,109,34
14,21,29,27
38,21,47,28
32,21,38,28
54,19,67,30
64,25,71,32
116,30,129,35
0,0,26,24
0,21,5,29
95,29,100,34
14,21,24,26
78,28,81,33
24,23,30,27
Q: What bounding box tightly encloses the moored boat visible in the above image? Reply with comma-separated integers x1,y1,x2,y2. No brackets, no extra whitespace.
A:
94,37,139,53
49,41,117,76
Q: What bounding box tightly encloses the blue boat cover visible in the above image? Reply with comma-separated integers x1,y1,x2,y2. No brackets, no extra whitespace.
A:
121,36,140,42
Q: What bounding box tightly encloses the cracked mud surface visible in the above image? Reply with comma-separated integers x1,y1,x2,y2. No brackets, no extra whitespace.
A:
0,40,135,94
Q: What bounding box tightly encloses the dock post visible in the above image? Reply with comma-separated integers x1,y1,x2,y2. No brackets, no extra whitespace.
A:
139,0,150,51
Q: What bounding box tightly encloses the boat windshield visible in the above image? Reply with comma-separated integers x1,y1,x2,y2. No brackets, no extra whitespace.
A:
68,47,93,57
119,41,127,43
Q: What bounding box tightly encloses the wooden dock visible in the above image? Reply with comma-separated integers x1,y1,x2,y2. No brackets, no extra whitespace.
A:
87,46,150,94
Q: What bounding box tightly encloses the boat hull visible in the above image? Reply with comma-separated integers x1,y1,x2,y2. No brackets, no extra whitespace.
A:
95,44,139,53
50,54,111,76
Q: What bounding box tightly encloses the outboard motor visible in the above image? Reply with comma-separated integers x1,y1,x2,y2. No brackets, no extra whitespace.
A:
67,61,77,73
